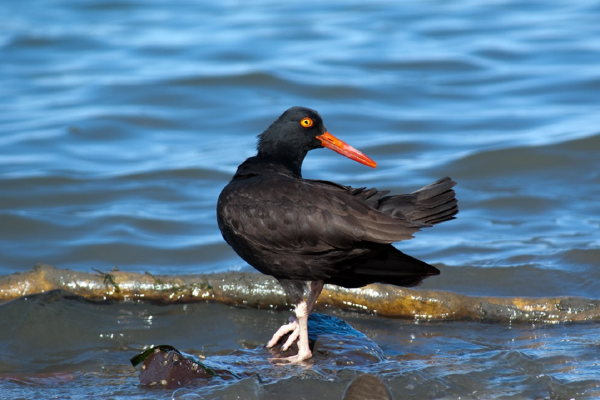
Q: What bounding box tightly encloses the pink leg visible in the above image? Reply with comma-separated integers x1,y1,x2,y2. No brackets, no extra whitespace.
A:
268,301,312,363
267,280,324,363
291,301,311,362
266,280,325,350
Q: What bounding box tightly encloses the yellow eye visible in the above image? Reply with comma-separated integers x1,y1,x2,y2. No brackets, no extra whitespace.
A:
300,117,313,128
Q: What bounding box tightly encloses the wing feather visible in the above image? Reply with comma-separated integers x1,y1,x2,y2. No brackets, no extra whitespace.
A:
218,176,423,257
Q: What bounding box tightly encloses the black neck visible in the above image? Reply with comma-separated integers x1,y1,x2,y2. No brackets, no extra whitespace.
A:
233,153,307,181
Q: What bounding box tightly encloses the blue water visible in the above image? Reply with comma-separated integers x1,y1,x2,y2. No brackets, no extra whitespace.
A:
1,0,600,398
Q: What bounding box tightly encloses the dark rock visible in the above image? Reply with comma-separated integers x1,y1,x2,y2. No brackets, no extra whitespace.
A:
266,313,386,365
139,348,214,388
342,374,394,400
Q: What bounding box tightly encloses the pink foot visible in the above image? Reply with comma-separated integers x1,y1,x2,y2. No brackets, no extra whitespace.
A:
266,317,299,350
269,350,312,363
267,302,313,363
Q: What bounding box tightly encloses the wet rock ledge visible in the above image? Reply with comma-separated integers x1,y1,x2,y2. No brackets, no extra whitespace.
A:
1,263,599,324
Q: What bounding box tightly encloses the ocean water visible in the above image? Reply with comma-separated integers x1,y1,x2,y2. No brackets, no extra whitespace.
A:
1,0,599,398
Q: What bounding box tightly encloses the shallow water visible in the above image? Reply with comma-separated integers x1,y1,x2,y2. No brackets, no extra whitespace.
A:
2,0,600,398
1,292,599,399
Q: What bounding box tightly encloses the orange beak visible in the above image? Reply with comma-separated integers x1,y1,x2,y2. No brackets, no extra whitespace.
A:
316,132,377,168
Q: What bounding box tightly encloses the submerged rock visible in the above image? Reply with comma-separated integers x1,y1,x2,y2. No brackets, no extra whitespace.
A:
267,313,386,365
134,314,386,388
342,374,394,400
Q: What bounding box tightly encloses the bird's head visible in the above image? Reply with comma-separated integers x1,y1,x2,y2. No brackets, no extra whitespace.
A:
257,106,377,173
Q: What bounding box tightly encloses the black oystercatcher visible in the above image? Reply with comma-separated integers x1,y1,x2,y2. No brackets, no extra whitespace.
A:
217,107,457,362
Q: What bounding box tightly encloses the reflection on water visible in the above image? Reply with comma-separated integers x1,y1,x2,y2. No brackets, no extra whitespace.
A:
2,0,600,398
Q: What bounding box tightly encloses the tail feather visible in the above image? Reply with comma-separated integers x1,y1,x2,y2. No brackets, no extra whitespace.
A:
326,245,439,289
378,177,458,226
412,177,455,200
422,206,459,225
324,178,456,290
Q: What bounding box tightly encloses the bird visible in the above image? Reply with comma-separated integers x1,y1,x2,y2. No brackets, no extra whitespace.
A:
217,106,458,362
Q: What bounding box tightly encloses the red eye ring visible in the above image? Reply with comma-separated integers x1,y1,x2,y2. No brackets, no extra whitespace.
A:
300,117,313,128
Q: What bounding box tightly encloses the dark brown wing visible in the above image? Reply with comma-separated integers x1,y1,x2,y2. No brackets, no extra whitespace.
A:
217,174,425,257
